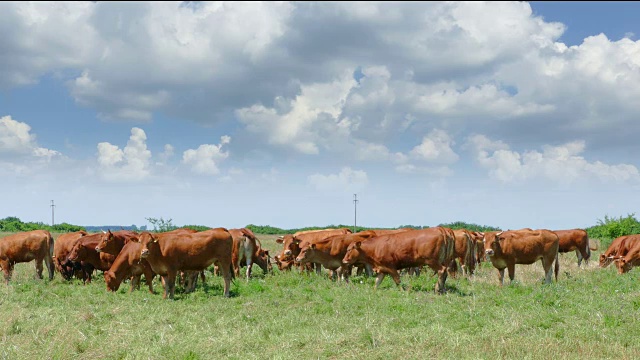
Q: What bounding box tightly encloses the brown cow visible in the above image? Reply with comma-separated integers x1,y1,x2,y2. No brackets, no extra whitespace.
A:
104,241,156,293
615,239,640,274
66,233,117,283
53,230,88,280
139,228,233,299
447,229,477,278
95,229,139,255
553,229,591,267
229,228,272,280
342,227,455,293
0,230,55,283
276,228,352,273
599,235,640,268
482,229,559,285
295,231,377,282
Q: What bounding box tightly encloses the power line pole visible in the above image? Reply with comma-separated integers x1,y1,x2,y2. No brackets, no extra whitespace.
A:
50,200,55,226
353,194,358,233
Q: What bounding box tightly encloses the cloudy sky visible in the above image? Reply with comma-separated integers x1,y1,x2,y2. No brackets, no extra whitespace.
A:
1,2,640,230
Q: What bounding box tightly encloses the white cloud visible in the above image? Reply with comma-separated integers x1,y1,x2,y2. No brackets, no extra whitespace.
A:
182,136,231,175
468,135,640,184
409,129,459,164
97,127,151,181
308,167,368,192
0,115,61,160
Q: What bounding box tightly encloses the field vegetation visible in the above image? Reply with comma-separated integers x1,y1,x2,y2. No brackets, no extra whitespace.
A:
2,215,640,359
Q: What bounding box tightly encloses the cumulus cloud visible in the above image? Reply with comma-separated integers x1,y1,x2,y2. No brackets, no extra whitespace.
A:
308,167,368,192
182,136,231,175
467,134,640,184
0,115,61,160
96,127,151,181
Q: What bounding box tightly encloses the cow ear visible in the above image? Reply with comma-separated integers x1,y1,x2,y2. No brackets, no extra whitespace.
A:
276,237,284,244
264,250,270,256
355,241,361,248
294,239,300,245
151,234,158,243
311,243,316,249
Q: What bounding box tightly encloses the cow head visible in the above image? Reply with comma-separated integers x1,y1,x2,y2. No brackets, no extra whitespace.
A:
342,241,363,265
599,253,617,268
483,231,504,257
104,271,120,291
295,243,316,264
95,230,114,253
67,242,85,262
139,232,158,258
616,258,633,274
276,234,301,260
255,249,273,274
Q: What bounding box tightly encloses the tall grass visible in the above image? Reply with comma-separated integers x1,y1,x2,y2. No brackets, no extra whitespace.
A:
1,234,639,359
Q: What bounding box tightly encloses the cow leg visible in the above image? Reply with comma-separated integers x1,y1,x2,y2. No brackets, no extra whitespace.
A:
143,267,155,294
45,255,54,280
497,268,505,286
389,270,402,288
218,260,232,298
340,265,351,283
435,266,448,294
374,272,386,289
507,264,516,284
575,249,583,267
129,275,140,293
165,271,178,300
543,258,553,284
35,259,44,279
1,261,13,283
245,256,253,282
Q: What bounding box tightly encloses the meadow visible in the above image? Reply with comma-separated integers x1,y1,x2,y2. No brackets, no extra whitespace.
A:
1,233,639,360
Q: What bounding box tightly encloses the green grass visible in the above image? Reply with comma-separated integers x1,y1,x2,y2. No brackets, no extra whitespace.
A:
1,234,640,359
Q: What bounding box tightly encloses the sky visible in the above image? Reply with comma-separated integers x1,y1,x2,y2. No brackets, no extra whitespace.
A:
1,1,640,230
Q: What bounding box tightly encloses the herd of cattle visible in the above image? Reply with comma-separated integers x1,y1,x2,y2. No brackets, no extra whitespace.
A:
0,226,637,299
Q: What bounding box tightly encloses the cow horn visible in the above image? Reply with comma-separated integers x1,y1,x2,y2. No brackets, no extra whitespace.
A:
496,231,503,236
102,230,106,234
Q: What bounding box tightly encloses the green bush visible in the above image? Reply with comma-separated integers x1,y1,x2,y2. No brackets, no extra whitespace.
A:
586,213,640,248
0,217,84,233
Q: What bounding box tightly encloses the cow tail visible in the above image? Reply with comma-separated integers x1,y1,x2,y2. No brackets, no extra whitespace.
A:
48,231,55,258
554,250,560,282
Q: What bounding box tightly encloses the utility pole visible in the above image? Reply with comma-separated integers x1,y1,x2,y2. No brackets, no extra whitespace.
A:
50,200,55,226
353,194,358,233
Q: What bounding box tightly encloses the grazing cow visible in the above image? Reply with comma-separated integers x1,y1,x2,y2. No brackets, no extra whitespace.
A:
447,229,477,278
229,228,271,280
553,229,591,267
276,228,352,273
0,230,55,283
53,230,88,280
342,227,455,293
139,228,233,299
295,231,377,282
66,233,117,283
482,229,559,285
599,235,640,268
104,241,156,293
615,239,640,274
95,230,139,256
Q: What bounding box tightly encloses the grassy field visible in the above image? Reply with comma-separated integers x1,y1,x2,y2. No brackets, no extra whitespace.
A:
1,233,639,359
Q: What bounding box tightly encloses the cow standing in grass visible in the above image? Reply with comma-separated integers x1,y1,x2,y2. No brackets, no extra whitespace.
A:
0,230,55,283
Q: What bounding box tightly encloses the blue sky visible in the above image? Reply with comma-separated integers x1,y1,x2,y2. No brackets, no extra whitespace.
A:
1,2,639,230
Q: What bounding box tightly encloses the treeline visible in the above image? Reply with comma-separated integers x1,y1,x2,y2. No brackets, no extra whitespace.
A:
84,225,147,232
586,214,640,243
245,222,501,235
0,217,85,233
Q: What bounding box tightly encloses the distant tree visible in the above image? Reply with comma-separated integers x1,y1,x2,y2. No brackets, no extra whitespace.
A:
145,217,177,232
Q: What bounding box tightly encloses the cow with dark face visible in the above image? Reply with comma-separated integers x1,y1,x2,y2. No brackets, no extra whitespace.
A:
53,230,87,280
482,229,559,285
66,233,117,284
139,228,233,299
